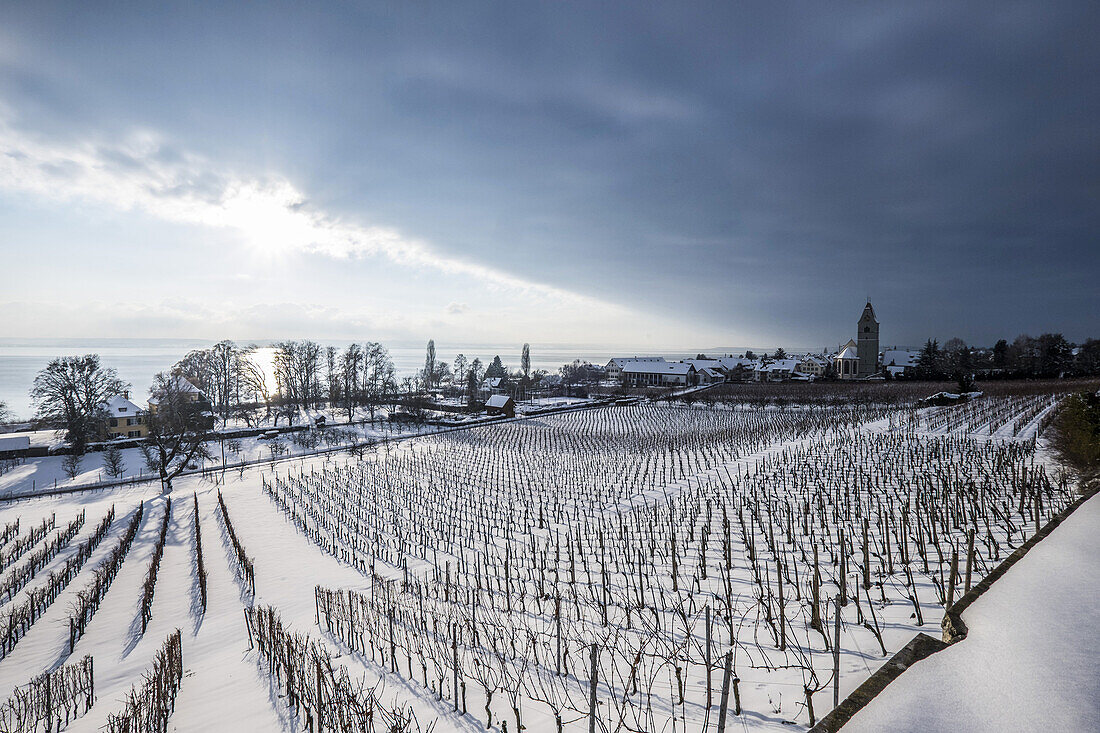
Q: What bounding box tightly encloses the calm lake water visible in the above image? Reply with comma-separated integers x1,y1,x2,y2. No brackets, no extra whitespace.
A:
0,338,738,421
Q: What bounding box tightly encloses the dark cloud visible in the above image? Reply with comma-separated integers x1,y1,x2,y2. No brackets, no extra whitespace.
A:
1,1,1097,346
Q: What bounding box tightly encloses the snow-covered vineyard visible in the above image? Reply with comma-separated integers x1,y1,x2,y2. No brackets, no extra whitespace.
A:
0,392,1079,732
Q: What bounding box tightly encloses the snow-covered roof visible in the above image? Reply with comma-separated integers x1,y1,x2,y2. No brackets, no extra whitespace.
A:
167,375,202,393
837,343,859,360
148,375,205,405
756,359,799,373
622,362,695,376
682,359,720,370
486,394,513,408
699,367,725,378
714,357,754,370
0,436,31,452
483,377,503,388
860,301,878,323
607,357,667,369
883,349,920,368
100,394,143,416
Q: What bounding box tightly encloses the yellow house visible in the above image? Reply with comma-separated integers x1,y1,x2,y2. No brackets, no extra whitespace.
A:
100,394,148,439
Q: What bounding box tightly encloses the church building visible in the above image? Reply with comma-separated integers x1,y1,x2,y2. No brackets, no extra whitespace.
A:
857,302,879,377
834,302,881,379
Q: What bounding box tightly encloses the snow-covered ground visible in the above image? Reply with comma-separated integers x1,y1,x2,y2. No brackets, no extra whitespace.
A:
0,395,1086,732
0,419,434,498
0,398,605,498
846,491,1100,733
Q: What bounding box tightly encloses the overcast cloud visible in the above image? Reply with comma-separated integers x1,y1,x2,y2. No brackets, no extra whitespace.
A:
0,2,1096,349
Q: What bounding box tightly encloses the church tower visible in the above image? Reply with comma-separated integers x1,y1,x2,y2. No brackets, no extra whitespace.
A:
857,302,879,377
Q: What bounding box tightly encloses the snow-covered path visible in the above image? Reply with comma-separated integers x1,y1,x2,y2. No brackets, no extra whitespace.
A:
846,491,1100,733
166,491,285,732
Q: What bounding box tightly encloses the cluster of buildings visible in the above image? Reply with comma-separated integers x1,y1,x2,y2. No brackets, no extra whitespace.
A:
606,354,824,387
607,302,922,388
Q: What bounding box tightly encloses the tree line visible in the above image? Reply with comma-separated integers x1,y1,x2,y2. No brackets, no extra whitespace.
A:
904,333,1099,382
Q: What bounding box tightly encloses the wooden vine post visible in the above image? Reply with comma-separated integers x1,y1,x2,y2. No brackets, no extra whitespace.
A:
717,650,733,733
588,643,598,733
832,596,841,708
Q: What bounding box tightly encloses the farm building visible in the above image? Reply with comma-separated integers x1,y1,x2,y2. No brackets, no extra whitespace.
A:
605,356,666,381
485,394,515,417
620,361,696,387
0,435,30,458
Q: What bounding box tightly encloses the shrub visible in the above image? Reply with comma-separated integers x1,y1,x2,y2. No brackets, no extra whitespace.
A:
1049,392,1100,490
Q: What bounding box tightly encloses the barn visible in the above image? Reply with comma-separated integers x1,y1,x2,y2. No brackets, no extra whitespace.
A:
485,394,516,418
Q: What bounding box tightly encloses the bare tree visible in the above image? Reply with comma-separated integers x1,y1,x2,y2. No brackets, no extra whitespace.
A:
31,355,128,452
146,373,214,493
237,347,272,423
273,340,323,414
174,340,242,426
363,342,395,420
339,343,363,423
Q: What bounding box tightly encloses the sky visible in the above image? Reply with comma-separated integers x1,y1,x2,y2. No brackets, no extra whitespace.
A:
0,2,1097,351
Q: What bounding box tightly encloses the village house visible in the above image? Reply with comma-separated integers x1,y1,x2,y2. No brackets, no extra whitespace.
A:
479,376,506,398
795,354,829,377
147,374,209,414
696,366,727,385
100,393,148,439
883,348,920,377
712,356,755,381
753,358,799,382
680,360,727,383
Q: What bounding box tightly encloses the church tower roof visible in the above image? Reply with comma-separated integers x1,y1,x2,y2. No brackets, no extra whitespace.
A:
860,301,878,324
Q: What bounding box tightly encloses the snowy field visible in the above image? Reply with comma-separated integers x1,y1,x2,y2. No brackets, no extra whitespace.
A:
0,393,1082,732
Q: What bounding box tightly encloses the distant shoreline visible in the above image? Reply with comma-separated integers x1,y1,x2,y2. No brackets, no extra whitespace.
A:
0,338,783,421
